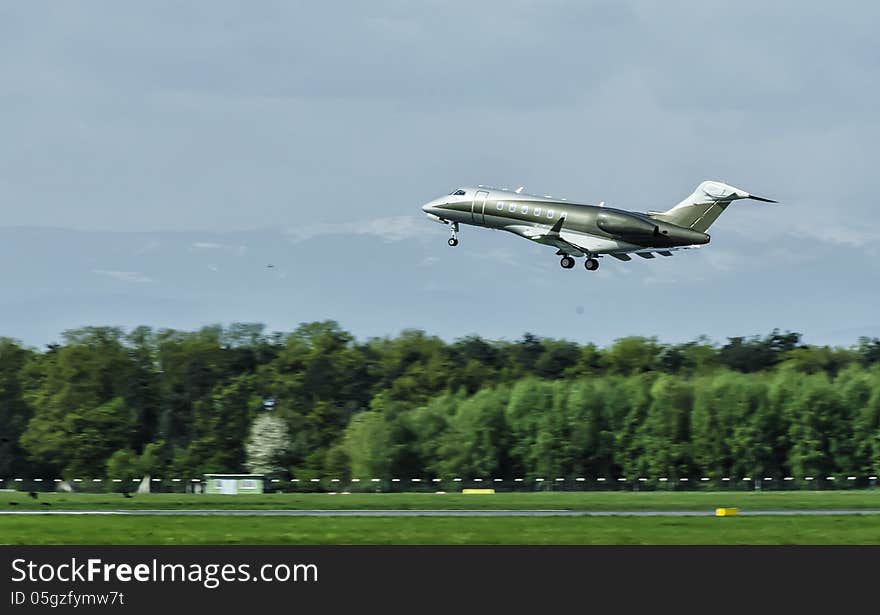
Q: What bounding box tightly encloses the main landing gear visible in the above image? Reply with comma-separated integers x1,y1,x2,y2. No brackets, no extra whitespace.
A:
559,254,600,271
448,222,459,247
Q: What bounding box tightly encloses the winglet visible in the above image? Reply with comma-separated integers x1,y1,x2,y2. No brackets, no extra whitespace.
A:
548,215,566,235
530,214,566,242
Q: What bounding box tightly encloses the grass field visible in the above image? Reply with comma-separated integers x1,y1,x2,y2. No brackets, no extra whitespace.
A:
2,490,879,511
2,515,879,544
3,491,878,544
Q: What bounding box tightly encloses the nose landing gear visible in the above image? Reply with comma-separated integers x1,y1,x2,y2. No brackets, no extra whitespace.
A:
448,222,459,247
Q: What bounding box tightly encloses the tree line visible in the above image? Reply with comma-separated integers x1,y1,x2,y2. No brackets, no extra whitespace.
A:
1,323,879,482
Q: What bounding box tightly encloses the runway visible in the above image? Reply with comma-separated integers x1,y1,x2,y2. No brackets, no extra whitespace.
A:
3,509,880,517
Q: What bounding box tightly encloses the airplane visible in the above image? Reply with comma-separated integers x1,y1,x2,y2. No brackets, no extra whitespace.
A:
421,180,775,271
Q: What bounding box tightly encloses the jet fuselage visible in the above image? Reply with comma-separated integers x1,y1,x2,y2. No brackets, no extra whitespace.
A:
421,187,709,252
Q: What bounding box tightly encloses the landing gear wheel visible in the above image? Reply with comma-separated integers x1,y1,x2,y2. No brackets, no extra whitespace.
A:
447,222,459,247
584,258,599,271
560,256,575,269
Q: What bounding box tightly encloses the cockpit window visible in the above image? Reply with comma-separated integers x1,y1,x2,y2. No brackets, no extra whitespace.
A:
449,189,466,196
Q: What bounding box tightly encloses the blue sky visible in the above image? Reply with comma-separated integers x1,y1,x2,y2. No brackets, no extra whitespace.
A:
1,2,878,348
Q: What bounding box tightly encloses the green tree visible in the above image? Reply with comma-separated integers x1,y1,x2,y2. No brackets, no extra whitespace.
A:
691,372,773,479
22,397,136,477
181,376,261,474
727,377,777,480
534,340,581,379
637,376,694,480
784,373,847,478
505,378,554,476
720,330,801,373
604,337,660,375
0,338,34,477
564,343,604,377
609,374,656,478
126,326,161,451
839,366,880,477
400,391,459,477
156,326,232,456
20,329,139,476
105,448,141,490
565,379,615,478
345,411,394,480
437,386,510,479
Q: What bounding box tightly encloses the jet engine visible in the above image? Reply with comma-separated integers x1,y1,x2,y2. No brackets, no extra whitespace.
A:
596,211,659,238
596,211,709,246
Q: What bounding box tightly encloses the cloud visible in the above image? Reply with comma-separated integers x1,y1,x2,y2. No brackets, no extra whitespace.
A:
132,239,161,256
642,274,683,286
285,216,423,243
702,249,739,273
92,269,154,283
789,224,880,250
191,242,248,255
727,216,880,256
481,248,520,267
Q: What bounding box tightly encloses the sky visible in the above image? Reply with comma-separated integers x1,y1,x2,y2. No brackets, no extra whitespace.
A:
1,1,878,349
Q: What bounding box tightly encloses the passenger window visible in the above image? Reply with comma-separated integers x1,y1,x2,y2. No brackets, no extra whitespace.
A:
547,210,555,218
534,207,542,216
509,203,517,212
520,205,529,214
496,202,504,210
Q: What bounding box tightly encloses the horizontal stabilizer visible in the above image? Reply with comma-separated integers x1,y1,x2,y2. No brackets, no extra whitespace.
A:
649,180,777,232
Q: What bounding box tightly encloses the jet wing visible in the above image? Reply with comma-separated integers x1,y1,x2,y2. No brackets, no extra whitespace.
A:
547,237,588,257
507,221,702,260
509,220,589,256
613,246,701,260
625,245,701,259
532,220,592,256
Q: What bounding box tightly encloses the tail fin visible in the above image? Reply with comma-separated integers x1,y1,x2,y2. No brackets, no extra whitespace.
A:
647,180,776,232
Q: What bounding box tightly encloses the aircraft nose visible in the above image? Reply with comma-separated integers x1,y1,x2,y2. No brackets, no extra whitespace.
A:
421,203,431,213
